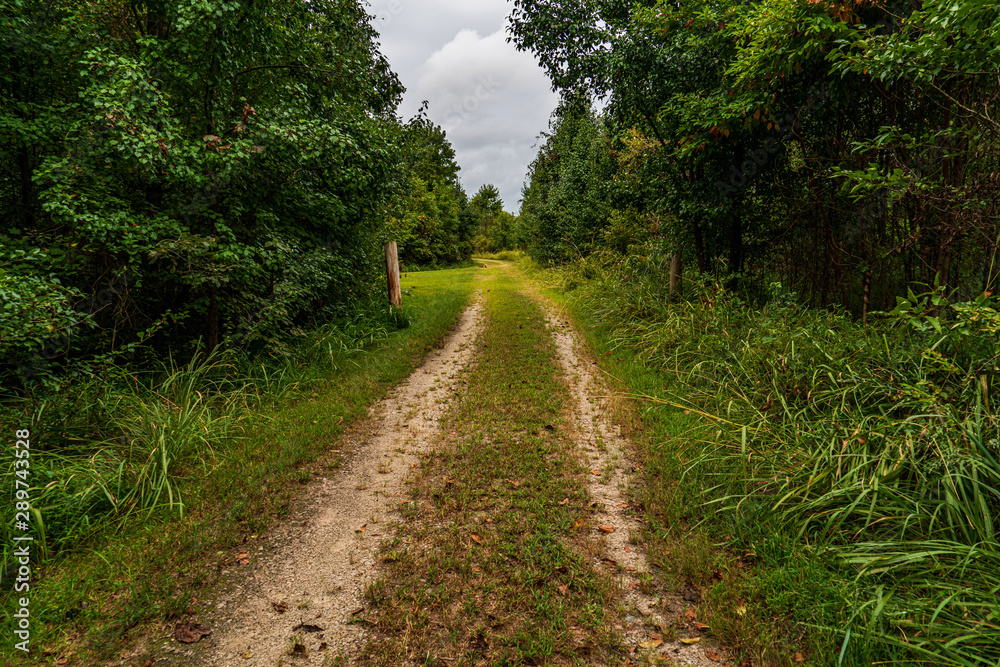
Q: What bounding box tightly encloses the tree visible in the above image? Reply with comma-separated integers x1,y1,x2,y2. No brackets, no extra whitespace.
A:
388,114,474,268
519,95,615,263
1,0,408,383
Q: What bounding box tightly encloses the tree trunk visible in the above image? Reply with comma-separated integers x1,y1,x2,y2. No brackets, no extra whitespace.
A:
207,285,219,350
692,216,708,273
728,209,743,290
669,254,682,300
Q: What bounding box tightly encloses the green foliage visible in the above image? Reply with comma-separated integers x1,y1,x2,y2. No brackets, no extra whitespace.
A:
468,184,520,253
512,0,1000,311
562,253,1000,663
519,95,616,263
1,0,407,384
389,115,475,268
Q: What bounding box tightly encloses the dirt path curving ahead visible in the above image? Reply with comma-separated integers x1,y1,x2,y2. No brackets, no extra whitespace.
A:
161,302,484,666
151,263,733,667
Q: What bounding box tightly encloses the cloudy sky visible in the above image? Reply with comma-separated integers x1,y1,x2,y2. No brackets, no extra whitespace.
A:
369,0,559,213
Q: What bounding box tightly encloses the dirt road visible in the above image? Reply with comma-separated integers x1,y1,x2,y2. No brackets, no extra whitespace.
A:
162,263,724,666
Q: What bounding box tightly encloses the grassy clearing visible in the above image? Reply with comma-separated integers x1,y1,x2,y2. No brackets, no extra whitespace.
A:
531,251,1000,666
474,250,526,262
0,266,477,665
360,265,620,666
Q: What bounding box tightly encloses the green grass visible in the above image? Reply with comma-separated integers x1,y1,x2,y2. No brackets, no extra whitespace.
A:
529,251,1000,666
360,264,620,666
473,250,526,262
0,266,477,665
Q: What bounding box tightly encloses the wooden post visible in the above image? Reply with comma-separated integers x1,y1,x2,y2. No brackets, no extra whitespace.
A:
669,253,683,299
385,241,402,307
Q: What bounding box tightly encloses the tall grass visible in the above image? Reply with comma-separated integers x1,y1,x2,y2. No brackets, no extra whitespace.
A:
561,251,1000,664
0,305,408,573
475,249,526,262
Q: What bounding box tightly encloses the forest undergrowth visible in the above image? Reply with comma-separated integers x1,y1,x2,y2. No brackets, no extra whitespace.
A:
0,267,476,663
541,252,1000,666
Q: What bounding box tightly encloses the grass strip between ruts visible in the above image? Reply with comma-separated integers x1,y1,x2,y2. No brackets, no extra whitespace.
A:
361,266,620,666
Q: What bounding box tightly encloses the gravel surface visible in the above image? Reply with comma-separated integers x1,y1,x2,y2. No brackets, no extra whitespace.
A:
544,308,732,667
160,301,484,667
146,281,733,667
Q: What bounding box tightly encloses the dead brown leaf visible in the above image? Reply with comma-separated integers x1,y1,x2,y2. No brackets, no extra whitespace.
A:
558,498,570,505
598,525,615,534
639,639,663,649
557,584,569,596
706,650,723,662
470,534,483,544
272,601,288,614
174,622,212,644
794,652,806,663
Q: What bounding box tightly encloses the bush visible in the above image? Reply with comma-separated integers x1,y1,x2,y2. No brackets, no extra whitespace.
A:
564,252,1000,664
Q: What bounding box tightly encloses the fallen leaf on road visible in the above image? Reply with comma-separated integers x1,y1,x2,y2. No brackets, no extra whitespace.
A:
293,623,324,633
242,651,253,659
598,525,615,533
470,534,482,544
695,622,711,630
174,622,211,644
573,518,585,530
272,601,288,613
559,498,570,505
557,584,569,596
684,608,697,619
736,604,747,617
350,607,364,615
794,652,806,663
590,470,601,476
706,650,723,662
356,524,367,533
639,639,663,649
679,637,701,644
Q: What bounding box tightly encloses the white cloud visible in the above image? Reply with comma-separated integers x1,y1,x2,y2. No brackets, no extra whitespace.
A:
371,1,558,212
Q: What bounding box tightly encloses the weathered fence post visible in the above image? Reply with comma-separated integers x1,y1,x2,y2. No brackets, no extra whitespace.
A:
385,241,402,307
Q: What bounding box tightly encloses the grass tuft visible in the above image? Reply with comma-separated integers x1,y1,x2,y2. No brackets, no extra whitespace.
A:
535,250,1000,665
